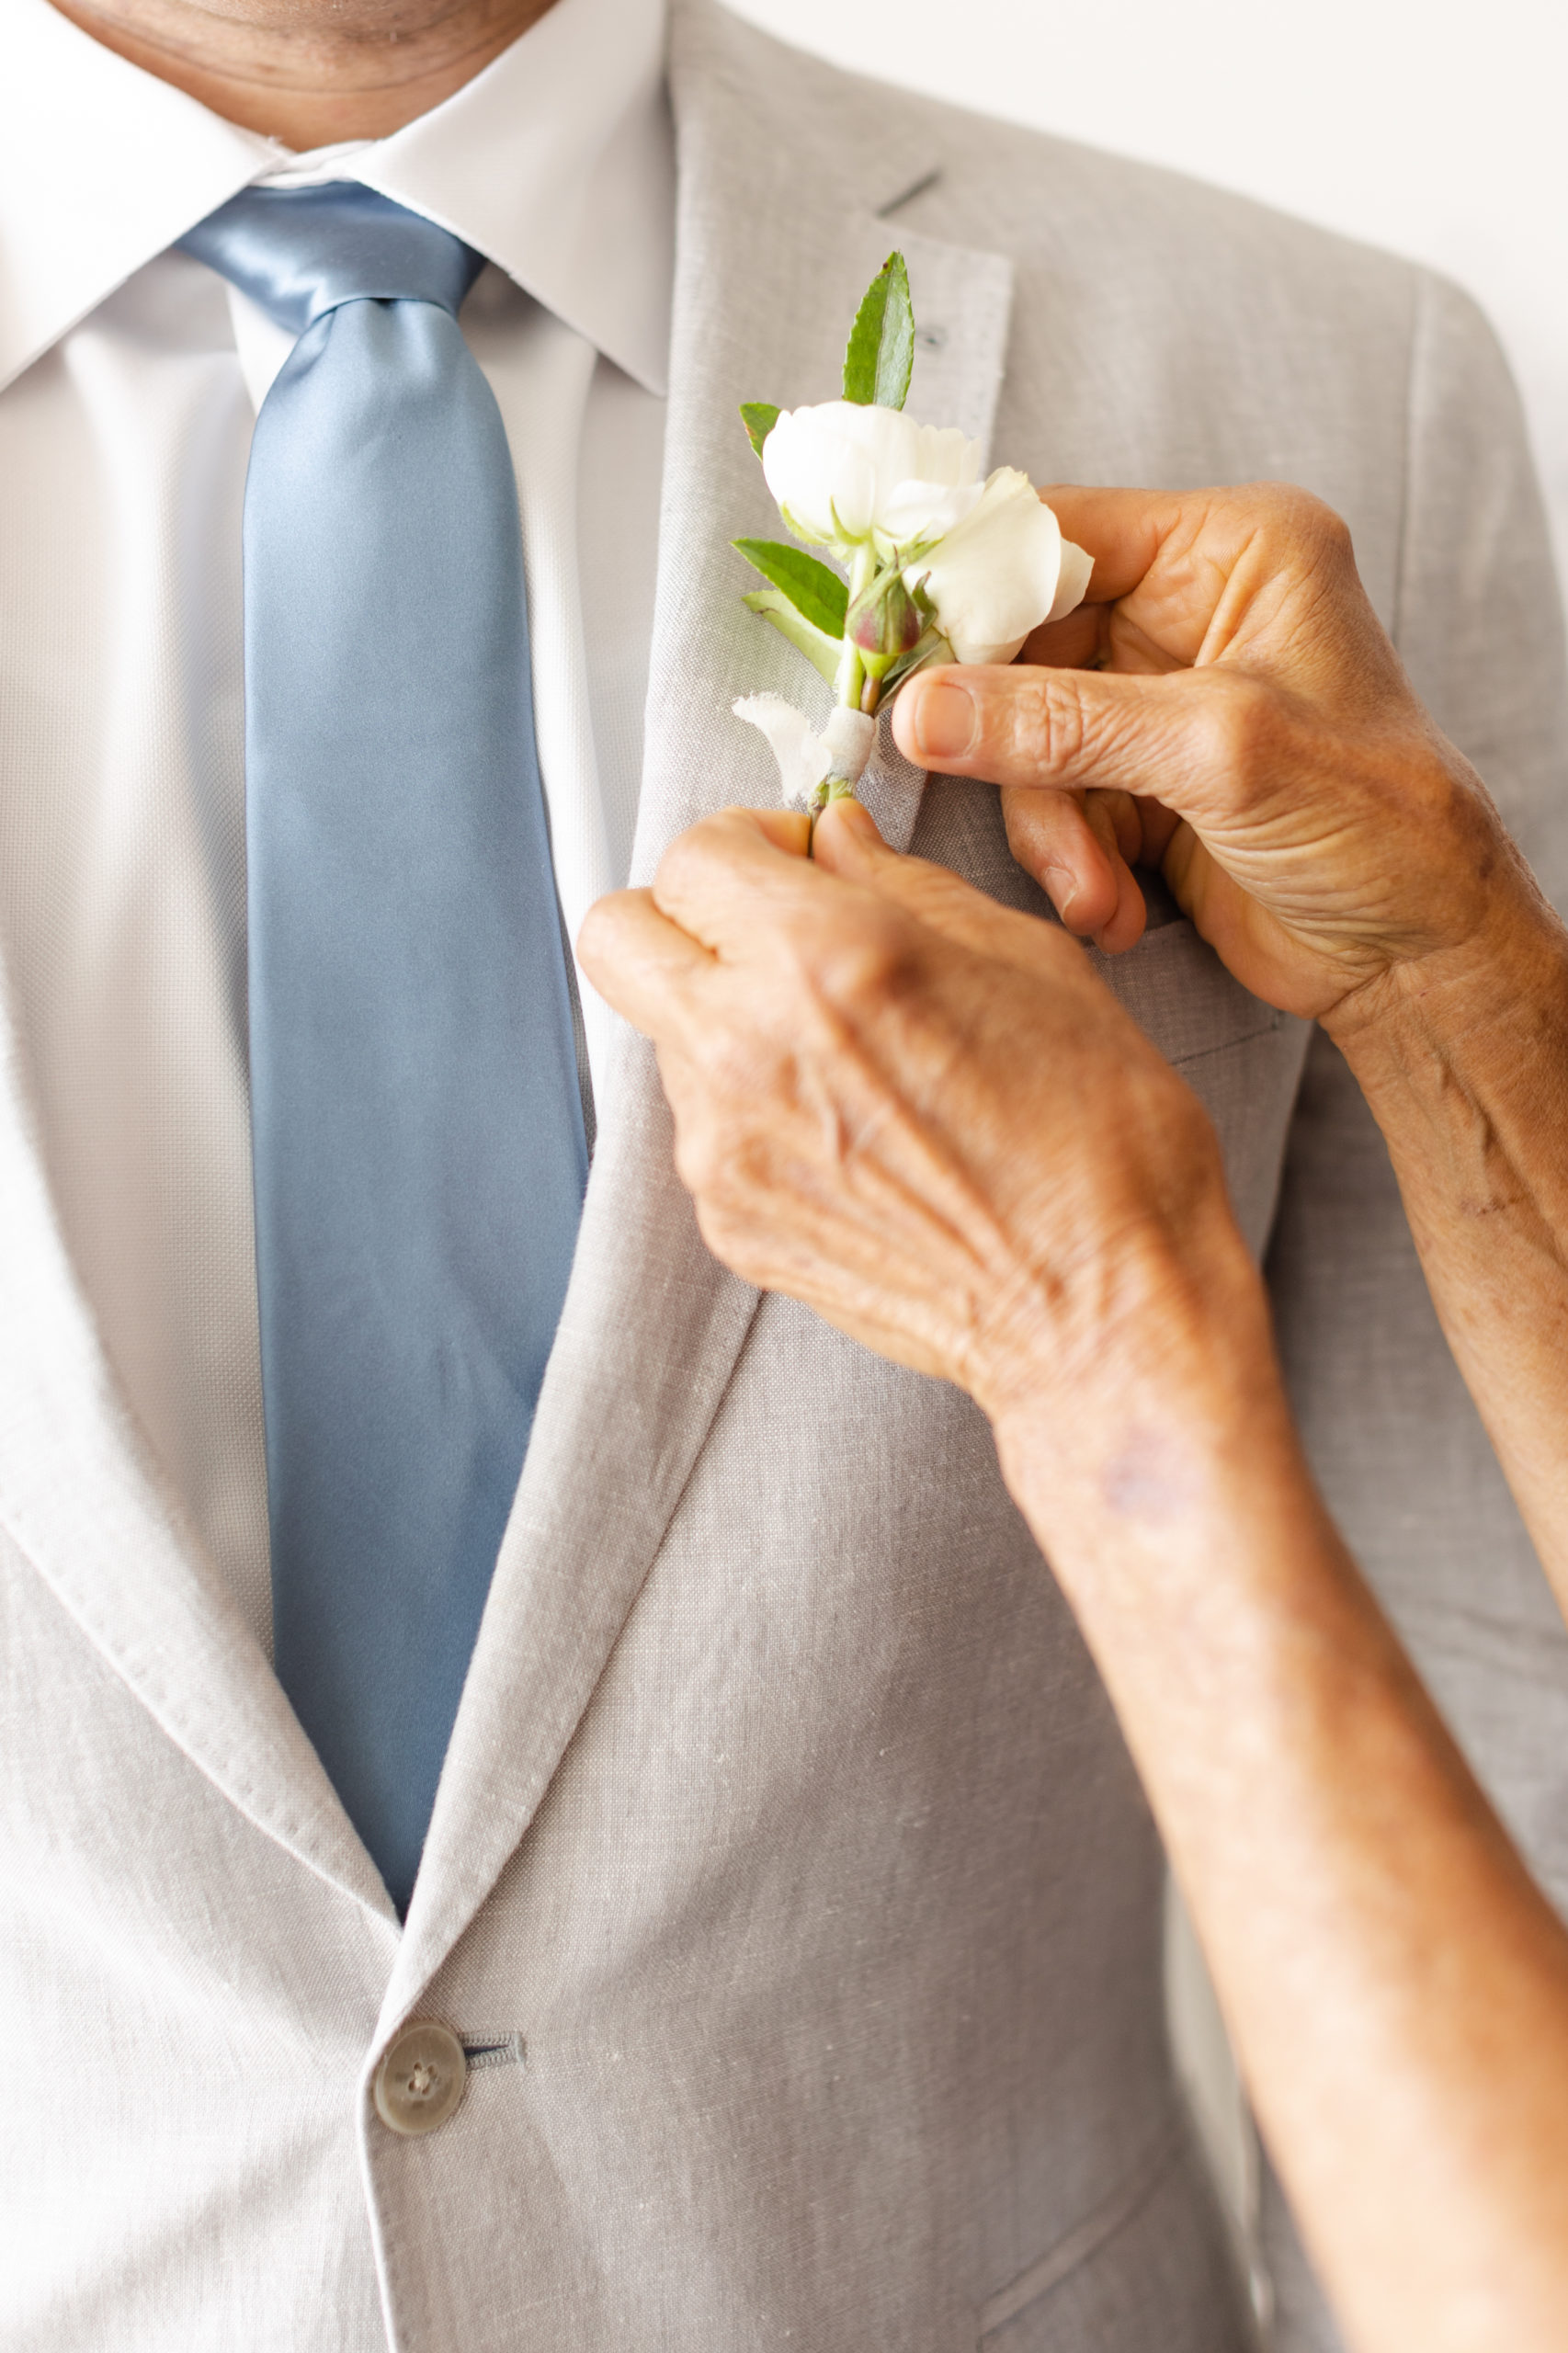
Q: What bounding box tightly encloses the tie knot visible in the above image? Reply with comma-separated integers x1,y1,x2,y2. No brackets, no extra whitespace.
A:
179,183,486,335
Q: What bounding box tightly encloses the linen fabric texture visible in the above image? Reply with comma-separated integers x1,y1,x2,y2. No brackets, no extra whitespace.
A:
2,1,1567,2348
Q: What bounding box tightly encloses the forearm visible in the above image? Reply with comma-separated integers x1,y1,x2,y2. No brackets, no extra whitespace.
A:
992,1255,1568,2353
1326,878,1568,1602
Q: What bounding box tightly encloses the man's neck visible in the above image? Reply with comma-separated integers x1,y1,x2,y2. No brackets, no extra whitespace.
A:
47,0,559,146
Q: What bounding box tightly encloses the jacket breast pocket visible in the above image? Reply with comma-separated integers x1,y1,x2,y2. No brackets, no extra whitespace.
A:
913,780,1314,1254
977,2125,1253,2353
1090,913,1312,1257
1090,902,1286,1068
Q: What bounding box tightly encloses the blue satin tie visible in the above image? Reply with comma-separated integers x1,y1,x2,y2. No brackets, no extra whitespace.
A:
182,185,588,1915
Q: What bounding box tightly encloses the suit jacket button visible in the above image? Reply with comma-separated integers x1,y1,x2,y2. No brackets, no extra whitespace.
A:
373,2020,468,2137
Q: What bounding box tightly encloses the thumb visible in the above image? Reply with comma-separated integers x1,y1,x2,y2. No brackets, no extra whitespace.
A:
892,660,1216,807
810,794,894,875
813,792,1089,980
812,797,994,926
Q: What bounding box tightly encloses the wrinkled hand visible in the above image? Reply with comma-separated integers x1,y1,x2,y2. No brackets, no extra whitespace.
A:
578,799,1259,1442
892,483,1537,1025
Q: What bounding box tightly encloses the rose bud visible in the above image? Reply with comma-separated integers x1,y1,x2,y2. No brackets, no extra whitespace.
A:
846,571,923,670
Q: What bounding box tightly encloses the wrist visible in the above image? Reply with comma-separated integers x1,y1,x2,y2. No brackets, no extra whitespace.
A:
973,1181,1374,1802
1324,870,1568,1242
991,1271,1330,1717
983,1204,1287,1564
1324,853,1567,1080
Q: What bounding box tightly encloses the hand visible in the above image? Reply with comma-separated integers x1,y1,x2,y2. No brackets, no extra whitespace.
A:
891,482,1544,1026
578,798,1269,1455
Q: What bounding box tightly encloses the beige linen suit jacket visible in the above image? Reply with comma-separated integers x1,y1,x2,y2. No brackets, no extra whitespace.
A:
5,5,1566,2348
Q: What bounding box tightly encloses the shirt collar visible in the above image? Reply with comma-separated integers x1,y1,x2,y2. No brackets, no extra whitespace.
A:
0,0,673,398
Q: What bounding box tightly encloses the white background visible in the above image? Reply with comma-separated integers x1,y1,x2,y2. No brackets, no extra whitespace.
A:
730,0,1568,591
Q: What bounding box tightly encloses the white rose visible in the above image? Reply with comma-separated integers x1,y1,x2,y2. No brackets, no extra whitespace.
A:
762,401,983,552
904,469,1093,665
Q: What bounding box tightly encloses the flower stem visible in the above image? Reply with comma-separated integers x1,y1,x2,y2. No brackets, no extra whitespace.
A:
835,543,878,712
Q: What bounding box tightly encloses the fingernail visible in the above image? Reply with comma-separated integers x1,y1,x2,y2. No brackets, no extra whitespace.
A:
910,678,977,765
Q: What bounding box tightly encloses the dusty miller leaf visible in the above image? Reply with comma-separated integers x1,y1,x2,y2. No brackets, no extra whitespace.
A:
733,539,848,636
841,252,915,410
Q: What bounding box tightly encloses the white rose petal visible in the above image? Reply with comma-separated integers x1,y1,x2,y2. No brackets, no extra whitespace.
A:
762,402,983,552
878,472,983,551
905,469,1092,665
1047,533,1096,626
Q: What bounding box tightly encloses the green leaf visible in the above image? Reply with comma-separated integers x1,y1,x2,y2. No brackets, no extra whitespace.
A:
740,402,781,459
841,252,915,410
733,539,848,636
742,590,843,688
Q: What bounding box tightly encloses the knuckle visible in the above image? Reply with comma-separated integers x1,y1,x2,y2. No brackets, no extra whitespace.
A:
1254,481,1354,563
891,855,992,935
1192,671,1285,782
672,1116,724,1202
1006,675,1089,779
573,898,617,989
691,1193,775,1293
661,1023,764,1154
670,1075,772,1207
1312,503,1355,562
687,1014,768,1106
653,808,751,901
803,911,917,1021
681,1118,792,1284
753,893,878,1007
652,827,707,906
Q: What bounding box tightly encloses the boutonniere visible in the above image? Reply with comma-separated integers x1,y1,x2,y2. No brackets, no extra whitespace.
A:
733,252,1091,815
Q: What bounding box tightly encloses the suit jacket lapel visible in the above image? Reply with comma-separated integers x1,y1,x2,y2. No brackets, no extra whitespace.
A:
0,1000,396,1927
626,1,1015,868
394,0,1016,2015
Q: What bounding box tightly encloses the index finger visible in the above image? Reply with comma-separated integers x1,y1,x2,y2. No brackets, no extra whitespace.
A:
576,886,714,1040
651,803,826,960
812,798,1102,984
1034,484,1179,608
1039,482,1361,670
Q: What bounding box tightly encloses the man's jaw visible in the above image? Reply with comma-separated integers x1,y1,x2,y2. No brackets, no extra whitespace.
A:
45,0,562,147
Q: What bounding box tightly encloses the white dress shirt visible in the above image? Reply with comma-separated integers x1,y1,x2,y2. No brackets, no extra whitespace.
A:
0,0,673,1654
